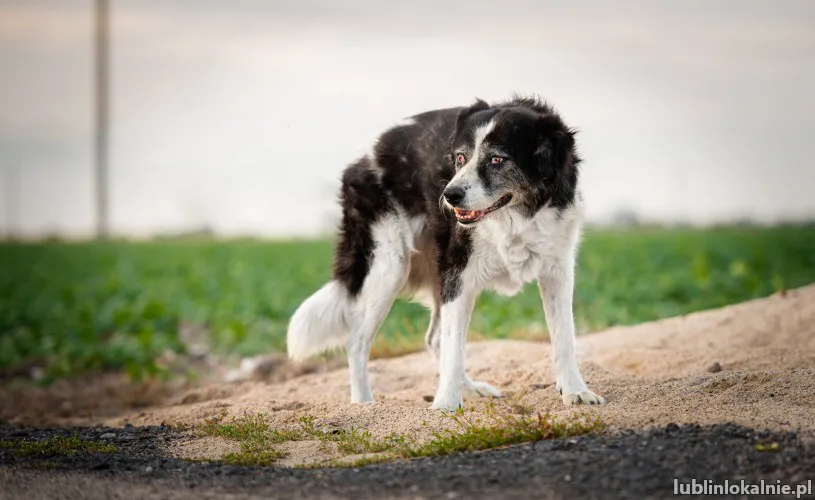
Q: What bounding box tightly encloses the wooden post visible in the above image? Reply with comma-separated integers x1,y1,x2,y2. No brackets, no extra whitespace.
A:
94,0,110,238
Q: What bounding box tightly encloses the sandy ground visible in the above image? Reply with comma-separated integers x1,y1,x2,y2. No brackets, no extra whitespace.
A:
2,284,814,466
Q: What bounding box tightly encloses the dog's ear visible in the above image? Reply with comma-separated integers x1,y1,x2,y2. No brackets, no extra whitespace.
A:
535,115,577,177
454,98,490,132
448,98,490,153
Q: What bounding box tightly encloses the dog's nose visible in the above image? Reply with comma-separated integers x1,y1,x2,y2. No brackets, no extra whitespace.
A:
443,186,466,205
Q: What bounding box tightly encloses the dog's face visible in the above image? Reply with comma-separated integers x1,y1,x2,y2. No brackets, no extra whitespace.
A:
443,101,577,225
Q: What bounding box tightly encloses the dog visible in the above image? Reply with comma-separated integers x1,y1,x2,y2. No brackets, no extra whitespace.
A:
286,95,606,410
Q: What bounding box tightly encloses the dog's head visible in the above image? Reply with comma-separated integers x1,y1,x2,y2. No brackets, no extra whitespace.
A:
443,98,579,225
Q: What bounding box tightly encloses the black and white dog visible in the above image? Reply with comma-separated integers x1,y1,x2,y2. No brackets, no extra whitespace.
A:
287,96,606,411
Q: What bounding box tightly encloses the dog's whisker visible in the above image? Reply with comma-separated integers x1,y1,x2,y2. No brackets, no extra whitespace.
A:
438,194,448,220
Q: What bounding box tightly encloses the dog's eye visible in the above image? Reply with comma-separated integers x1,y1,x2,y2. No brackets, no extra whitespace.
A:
455,154,466,168
491,156,505,165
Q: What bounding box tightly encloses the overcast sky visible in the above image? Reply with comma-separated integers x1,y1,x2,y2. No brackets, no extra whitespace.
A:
1,0,814,237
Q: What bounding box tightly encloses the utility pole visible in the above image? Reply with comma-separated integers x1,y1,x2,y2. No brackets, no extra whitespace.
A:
94,0,110,238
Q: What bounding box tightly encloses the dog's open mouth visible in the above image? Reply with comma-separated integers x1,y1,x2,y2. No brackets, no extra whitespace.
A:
453,194,513,224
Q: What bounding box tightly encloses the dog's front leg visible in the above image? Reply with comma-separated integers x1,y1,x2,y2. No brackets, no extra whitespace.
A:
431,289,477,411
538,261,606,406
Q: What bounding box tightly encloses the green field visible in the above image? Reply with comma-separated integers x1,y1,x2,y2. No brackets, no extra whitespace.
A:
1,224,814,382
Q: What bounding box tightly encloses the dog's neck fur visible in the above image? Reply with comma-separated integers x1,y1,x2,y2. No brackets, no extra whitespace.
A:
461,195,583,296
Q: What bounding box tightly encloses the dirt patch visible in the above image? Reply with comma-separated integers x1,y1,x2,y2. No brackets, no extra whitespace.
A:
2,284,814,466
274,440,344,468
168,435,240,461
0,373,182,425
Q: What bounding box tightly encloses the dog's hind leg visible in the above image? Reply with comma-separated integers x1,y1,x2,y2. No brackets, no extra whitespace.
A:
424,303,441,358
345,213,412,403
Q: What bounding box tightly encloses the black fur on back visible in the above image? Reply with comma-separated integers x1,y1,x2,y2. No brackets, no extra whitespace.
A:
331,95,581,300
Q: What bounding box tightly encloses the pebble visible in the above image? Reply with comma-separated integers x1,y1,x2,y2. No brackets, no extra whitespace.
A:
117,434,138,442
99,432,116,440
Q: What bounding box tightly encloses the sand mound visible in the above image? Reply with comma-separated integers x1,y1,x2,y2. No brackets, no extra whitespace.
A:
3,284,814,465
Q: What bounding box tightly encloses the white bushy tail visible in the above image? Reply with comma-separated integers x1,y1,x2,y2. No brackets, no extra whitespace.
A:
286,281,351,361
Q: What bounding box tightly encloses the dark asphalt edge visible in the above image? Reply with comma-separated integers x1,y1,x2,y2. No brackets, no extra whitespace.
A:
1,423,814,499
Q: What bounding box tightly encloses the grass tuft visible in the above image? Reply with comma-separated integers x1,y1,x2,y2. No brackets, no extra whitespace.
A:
295,454,393,469
0,435,117,457
406,404,605,457
196,401,605,468
199,411,296,465
220,449,287,466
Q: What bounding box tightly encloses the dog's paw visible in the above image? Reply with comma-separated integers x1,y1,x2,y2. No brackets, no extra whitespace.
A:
556,369,605,406
352,398,376,405
431,400,463,412
463,377,503,398
431,391,463,412
559,388,606,406
350,389,374,404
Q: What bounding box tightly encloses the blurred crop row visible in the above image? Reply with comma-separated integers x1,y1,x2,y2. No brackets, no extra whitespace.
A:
1,224,813,382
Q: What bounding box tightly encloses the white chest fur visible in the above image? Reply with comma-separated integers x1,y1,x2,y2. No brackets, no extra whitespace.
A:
464,202,582,296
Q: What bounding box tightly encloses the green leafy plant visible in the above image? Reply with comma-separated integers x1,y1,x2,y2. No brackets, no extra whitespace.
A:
1,224,813,381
